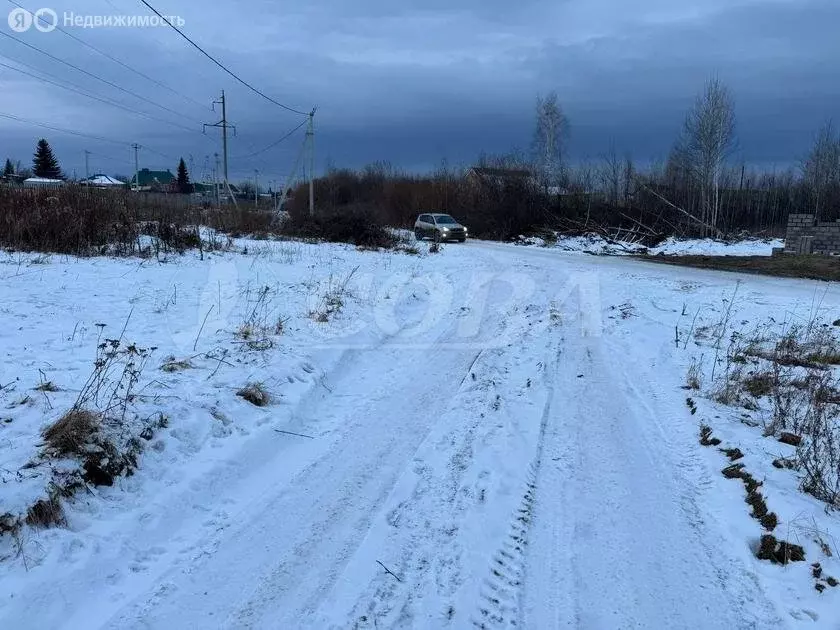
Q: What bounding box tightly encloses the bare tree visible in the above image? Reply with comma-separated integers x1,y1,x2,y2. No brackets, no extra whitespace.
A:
673,77,736,234
622,155,635,207
532,92,570,191
599,142,623,207
802,121,840,220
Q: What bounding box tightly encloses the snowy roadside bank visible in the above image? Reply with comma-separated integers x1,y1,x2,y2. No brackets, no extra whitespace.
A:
513,231,784,257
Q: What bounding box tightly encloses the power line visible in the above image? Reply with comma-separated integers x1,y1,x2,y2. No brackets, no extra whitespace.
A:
143,146,177,162
5,0,209,112
0,57,211,136
231,119,308,160
138,0,312,117
0,111,128,145
0,110,180,164
87,150,135,166
0,30,207,127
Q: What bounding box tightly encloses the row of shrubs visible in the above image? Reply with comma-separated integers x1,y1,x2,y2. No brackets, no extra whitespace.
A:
0,185,397,256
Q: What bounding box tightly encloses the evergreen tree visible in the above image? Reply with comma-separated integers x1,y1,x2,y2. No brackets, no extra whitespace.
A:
32,139,62,179
3,158,13,177
176,157,192,194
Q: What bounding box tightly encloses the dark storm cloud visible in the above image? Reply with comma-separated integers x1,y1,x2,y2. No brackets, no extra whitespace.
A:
0,0,837,181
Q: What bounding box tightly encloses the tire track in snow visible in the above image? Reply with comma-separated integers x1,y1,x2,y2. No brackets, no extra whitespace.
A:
469,340,562,629
307,298,559,629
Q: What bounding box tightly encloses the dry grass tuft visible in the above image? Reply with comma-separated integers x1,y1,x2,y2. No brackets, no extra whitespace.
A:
42,409,99,456
685,362,702,390
722,463,746,479
699,425,722,447
721,447,744,461
757,534,806,564
742,372,774,398
746,490,769,519
237,382,270,407
760,512,779,531
778,432,802,447
160,357,193,372
309,267,358,323
25,495,65,529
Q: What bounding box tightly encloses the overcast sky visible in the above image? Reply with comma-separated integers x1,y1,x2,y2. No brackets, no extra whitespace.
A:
1,0,838,183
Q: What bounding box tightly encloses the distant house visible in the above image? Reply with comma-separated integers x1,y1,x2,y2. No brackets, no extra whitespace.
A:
23,177,65,188
1,173,26,185
191,182,213,195
80,174,126,188
130,168,175,191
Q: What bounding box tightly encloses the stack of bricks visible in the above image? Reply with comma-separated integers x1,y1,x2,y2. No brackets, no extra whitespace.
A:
784,214,840,255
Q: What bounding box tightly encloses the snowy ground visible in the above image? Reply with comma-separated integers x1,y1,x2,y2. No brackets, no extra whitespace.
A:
517,232,784,257
0,237,838,629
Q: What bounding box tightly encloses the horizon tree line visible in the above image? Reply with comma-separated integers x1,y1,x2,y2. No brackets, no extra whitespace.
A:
296,76,837,238
3,79,839,232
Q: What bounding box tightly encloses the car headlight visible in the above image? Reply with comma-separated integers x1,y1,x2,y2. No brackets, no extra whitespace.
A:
441,227,449,231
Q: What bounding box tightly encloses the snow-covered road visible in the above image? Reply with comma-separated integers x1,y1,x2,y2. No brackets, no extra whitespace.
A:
2,239,838,628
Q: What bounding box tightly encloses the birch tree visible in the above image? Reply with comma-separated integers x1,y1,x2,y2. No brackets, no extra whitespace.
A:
673,78,736,234
532,92,569,191
802,121,840,220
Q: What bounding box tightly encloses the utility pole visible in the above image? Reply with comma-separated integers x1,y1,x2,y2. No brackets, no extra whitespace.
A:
307,110,315,216
213,152,220,206
84,150,90,179
204,91,236,205
131,143,141,190
254,169,259,207
274,108,317,217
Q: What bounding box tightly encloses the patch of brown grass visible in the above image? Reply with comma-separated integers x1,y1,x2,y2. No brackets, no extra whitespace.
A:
639,253,840,282
25,495,65,529
760,512,778,531
237,382,270,407
746,490,769,519
805,351,840,366
722,463,747,479
778,432,802,447
699,425,722,446
742,372,774,398
42,409,99,456
721,447,744,461
757,534,806,564
160,358,193,372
